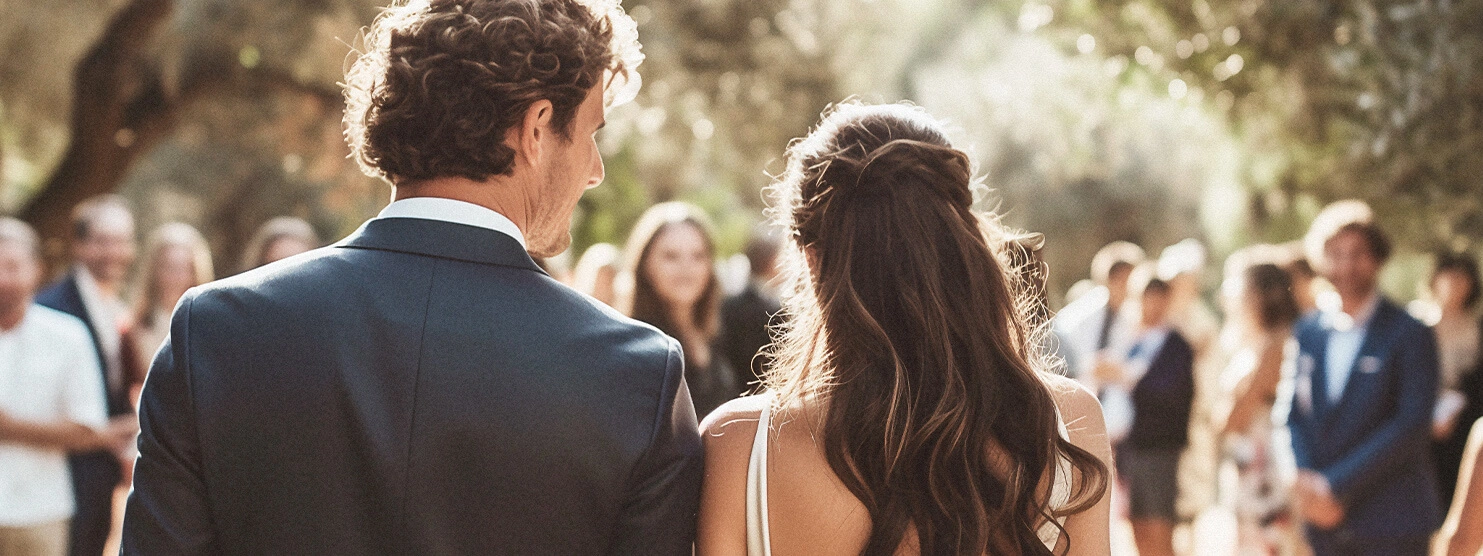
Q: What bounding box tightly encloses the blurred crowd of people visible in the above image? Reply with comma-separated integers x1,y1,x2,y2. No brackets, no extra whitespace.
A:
0,195,318,556
7,189,1483,556
1052,200,1483,556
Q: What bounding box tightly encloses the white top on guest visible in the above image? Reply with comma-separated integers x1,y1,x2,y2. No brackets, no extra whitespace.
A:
377,197,527,249
0,304,108,527
1322,291,1380,403
74,264,127,395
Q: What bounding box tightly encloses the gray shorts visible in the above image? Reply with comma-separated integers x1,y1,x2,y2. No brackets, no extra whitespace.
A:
1116,445,1182,521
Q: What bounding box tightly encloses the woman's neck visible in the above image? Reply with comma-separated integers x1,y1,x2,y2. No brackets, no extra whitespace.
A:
667,304,698,333
1439,305,1468,325
157,292,185,314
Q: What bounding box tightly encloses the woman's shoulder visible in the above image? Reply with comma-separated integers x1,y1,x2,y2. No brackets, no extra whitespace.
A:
1039,373,1108,446
700,394,771,458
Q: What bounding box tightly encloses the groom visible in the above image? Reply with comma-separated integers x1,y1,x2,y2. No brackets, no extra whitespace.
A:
122,1,702,554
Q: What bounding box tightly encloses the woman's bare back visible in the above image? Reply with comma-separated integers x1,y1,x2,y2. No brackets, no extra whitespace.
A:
695,373,1113,556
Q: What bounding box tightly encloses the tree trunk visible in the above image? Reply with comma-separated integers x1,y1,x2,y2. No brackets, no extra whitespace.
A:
22,0,176,265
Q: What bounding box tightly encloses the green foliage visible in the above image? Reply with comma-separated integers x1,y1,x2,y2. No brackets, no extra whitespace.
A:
1060,0,1483,253
4,0,1479,291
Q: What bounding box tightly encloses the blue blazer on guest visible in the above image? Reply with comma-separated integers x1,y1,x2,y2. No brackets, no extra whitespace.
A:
1288,297,1441,541
121,217,705,555
1125,329,1195,450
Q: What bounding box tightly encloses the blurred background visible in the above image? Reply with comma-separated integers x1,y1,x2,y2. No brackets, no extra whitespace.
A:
3,0,1482,300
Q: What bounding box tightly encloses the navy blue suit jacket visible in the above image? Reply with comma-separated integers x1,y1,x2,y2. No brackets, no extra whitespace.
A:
1288,297,1440,538
1126,330,1195,450
122,217,705,555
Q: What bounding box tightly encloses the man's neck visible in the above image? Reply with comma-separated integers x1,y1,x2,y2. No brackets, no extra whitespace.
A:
393,176,531,234
78,265,122,302
1339,289,1377,318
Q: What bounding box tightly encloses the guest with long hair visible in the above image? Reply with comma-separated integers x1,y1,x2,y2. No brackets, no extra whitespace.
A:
125,223,214,389
573,242,622,307
696,103,1111,555
1426,253,1482,505
238,217,318,272
1218,258,1302,555
621,202,738,418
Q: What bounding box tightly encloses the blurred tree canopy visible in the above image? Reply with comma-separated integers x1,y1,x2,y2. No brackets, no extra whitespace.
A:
2,0,1479,295
1062,0,1483,250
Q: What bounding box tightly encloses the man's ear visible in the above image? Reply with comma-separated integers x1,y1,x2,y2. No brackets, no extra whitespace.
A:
512,99,555,169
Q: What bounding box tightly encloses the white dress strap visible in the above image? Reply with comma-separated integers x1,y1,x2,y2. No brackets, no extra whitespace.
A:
745,403,773,556
1038,407,1074,550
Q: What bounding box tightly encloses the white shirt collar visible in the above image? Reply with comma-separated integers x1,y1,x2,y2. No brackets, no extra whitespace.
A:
1322,291,1381,332
73,265,124,323
375,197,527,250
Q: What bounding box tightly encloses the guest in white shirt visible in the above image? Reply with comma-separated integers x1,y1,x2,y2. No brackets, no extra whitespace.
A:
0,218,136,556
1055,240,1144,381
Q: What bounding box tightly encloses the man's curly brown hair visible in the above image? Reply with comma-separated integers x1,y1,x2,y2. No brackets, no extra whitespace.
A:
344,0,642,184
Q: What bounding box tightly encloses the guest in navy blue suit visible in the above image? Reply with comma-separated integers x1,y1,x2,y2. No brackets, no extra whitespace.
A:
35,194,141,556
1287,201,1440,555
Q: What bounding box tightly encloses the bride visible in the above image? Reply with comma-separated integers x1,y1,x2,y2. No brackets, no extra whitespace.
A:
695,102,1112,555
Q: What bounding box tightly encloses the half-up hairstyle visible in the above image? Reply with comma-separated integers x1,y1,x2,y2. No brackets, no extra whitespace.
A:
764,103,1108,555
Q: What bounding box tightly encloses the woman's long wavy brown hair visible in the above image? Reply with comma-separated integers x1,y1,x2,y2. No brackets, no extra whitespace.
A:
764,103,1108,555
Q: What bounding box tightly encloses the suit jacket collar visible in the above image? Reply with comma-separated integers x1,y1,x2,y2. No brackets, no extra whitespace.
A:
337,217,545,275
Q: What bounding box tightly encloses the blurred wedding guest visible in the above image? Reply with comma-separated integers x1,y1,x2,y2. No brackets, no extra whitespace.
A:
1280,242,1321,316
572,242,621,306
1159,238,1220,354
124,224,214,388
1054,240,1144,380
237,216,317,272
0,218,136,556
1158,238,1223,524
1425,253,1482,505
1092,266,1194,556
1436,418,1483,556
1219,260,1302,555
621,202,738,418
34,195,137,556
718,227,783,390
1288,201,1440,555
